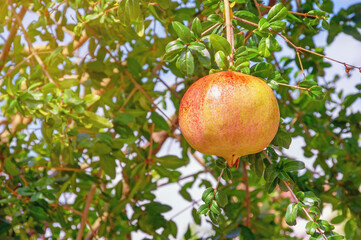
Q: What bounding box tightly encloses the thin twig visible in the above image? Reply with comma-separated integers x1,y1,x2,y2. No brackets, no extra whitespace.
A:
296,51,306,80
253,0,262,18
262,150,328,240
124,71,173,125
191,151,206,168
0,53,34,86
0,5,27,72
157,170,209,187
76,183,97,240
242,161,251,227
276,82,310,91
170,200,200,220
9,1,55,83
23,165,84,172
201,23,221,36
233,16,361,71
216,169,225,190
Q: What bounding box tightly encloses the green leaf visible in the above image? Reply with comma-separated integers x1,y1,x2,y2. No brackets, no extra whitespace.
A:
322,20,330,30
302,191,321,207
309,206,321,220
83,111,114,128
150,112,170,130
264,164,278,183
188,41,206,52
197,203,209,216
343,25,361,41
4,159,20,176
319,0,333,12
192,208,201,224
267,36,281,51
239,226,255,240
165,40,185,53
215,50,228,70
267,3,288,23
209,34,231,56
309,86,325,100
179,187,192,201
114,113,135,125
5,77,15,96
272,128,292,149
83,94,100,108
210,200,220,214
215,159,226,169
215,189,228,207
177,49,194,76
234,46,247,57
209,211,219,224
208,14,223,23
265,177,278,193
202,187,214,202
194,47,211,69
331,215,346,224
285,203,298,226
268,80,279,90
172,21,193,42
299,80,317,88
270,20,286,32
258,37,271,58
251,62,274,78
127,0,141,22
135,20,145,37
318,220,335,231
306,221,319,235
255,154,264,178
258,18,270,31
283,160,305,172
100,154,116,179
0,221,11,235
29,206,48,220
156,155,188,169
233,11,258,30
145,202,172,213
191,17,202,38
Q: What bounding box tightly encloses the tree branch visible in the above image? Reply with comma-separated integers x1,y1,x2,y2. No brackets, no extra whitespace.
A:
9,0,55,83
76,183,97,240
223,0,234,65
0,5,27,72
262,150,328,240
233,16,361,71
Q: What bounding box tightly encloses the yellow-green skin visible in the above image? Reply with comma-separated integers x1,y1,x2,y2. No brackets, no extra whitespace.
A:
179,71,280,167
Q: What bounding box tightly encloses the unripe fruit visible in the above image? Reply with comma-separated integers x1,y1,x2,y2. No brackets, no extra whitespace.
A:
179,71,280,167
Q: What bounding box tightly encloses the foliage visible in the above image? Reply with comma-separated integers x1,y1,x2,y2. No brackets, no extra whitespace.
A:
0,0,361,239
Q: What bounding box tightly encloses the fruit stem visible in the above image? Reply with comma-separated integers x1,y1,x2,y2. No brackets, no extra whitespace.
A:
223,0,234,66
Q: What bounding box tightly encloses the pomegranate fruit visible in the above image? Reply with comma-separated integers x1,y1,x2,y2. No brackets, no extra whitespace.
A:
179,71,280,167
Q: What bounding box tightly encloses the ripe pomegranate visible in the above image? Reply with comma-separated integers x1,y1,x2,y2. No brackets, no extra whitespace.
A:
179,71,280,167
